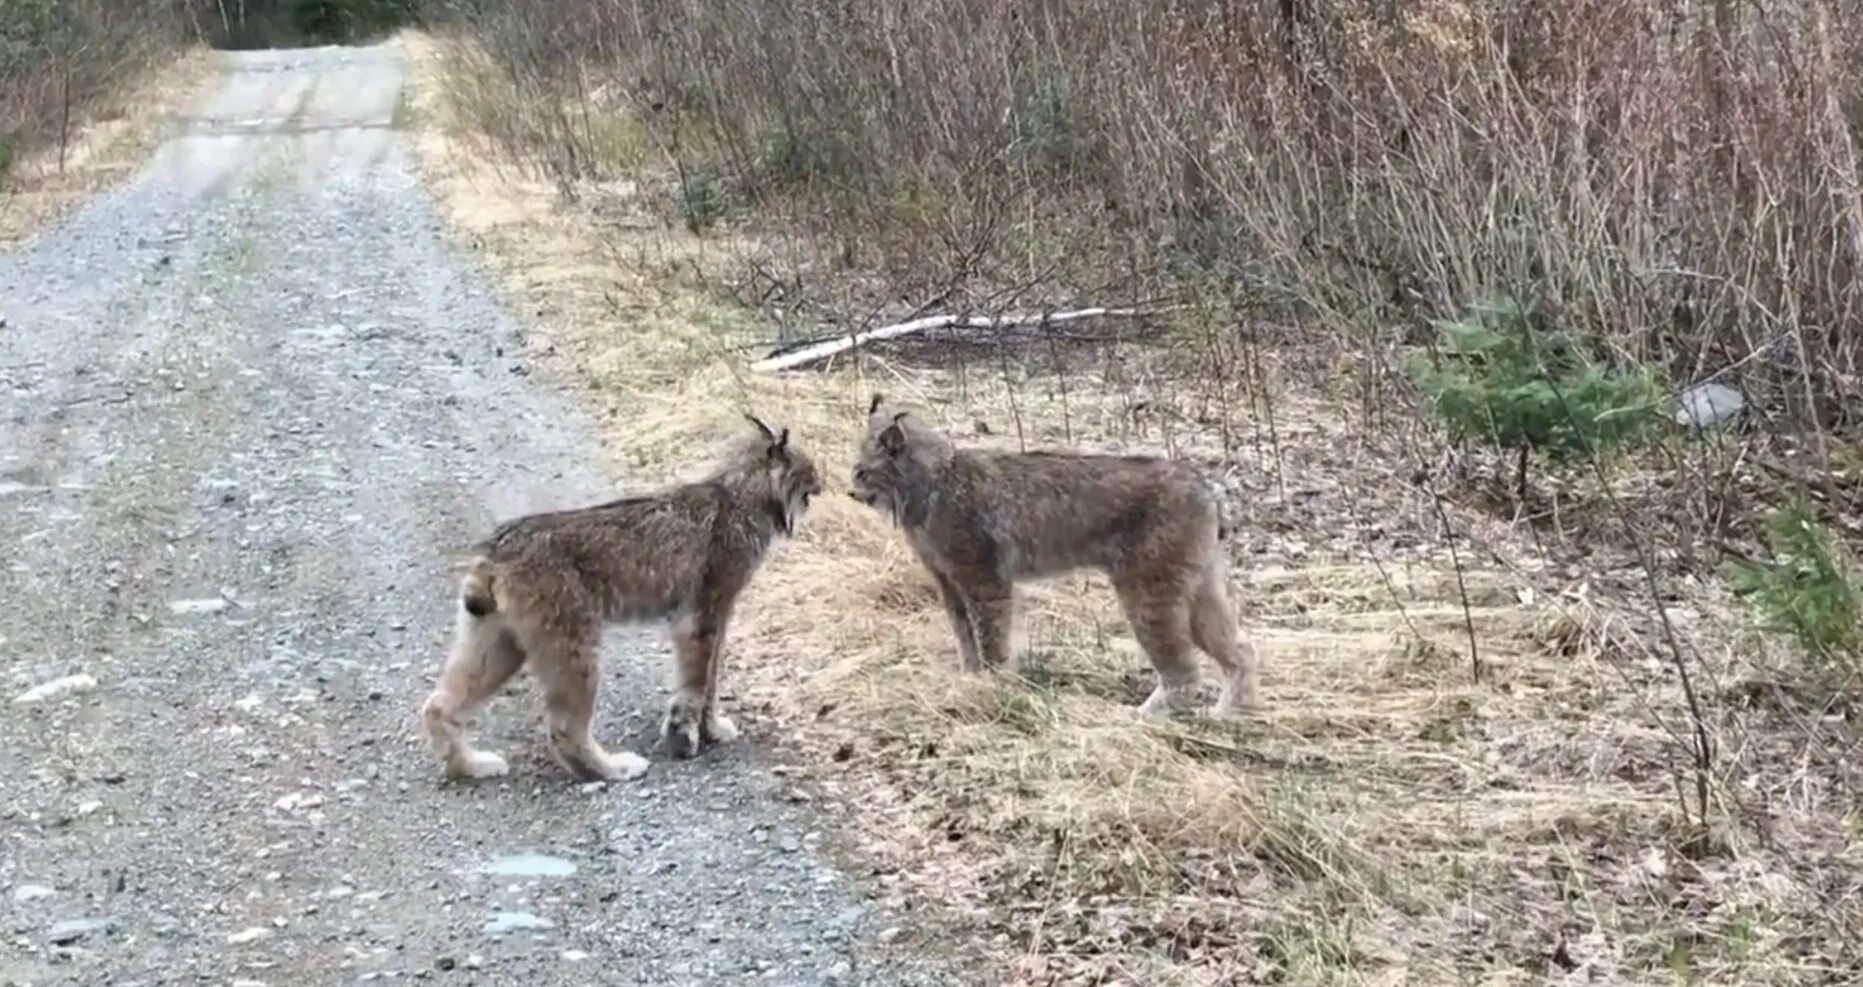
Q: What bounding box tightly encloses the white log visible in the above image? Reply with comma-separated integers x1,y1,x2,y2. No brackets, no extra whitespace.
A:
749,306,1159,373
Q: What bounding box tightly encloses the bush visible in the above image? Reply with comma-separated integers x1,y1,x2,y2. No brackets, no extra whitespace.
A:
674,162,728,233
1409,295,1662,497
1731,498,1863,685
288,0,419,45
0,0,178,188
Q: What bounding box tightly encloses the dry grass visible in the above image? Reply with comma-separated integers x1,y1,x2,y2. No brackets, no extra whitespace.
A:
398,28,1863,987
0,46,214,246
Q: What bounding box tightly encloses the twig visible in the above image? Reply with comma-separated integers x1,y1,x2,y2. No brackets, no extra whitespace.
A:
1427,482,1484,683
749,306,1171,373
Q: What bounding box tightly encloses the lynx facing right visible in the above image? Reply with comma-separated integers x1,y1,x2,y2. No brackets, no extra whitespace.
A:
419,416,821,783
849,397,1262,717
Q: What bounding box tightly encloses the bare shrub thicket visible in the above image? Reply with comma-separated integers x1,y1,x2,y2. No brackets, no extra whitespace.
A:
0,0,186,181
430,0,1863,420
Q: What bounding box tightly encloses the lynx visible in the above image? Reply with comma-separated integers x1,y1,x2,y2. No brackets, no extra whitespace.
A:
419,416,822,782
849,396,1261,716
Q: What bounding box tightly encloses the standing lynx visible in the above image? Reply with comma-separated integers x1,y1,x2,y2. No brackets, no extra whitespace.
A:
848,396,1261,716
419,416,822,782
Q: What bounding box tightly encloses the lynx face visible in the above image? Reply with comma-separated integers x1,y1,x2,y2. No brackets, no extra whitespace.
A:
774,443,824,535
849,410,911,518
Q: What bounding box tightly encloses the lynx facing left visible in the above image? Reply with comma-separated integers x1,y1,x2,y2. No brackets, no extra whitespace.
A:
419,416,822,783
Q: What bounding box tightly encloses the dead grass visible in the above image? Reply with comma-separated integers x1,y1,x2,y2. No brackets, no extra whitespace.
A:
397,30,1863,987
0,46,214,246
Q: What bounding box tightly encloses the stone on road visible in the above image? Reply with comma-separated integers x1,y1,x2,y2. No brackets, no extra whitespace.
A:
0,44,962,985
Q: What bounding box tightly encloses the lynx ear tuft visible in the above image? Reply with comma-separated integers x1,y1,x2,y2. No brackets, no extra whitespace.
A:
878,421,907,455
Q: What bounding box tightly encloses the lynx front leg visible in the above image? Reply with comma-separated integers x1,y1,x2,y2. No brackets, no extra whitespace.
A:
699,612,739,747
932,570,983,672
664,609,732,759
967,576,1018,671
1190,562,1264,716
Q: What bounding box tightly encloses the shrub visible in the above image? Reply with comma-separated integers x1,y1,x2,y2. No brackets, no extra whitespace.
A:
288,0,419,44
1730,498,1863,685
674,162,728,233
1408,295,1662,498
1019,79,1105,177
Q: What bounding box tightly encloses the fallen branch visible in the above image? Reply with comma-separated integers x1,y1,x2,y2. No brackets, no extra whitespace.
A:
749,306,1164,373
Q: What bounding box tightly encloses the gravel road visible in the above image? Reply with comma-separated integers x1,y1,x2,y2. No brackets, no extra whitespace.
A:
0,45,966,986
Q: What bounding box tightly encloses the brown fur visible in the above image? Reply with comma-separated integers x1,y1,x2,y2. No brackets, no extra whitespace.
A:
419,416,822,782
849,396,1262,717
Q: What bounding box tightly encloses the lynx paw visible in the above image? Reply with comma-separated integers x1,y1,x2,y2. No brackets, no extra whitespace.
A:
447,749,510,781
661,698,704,760
1137,686,1194,719
702,713,739,745
1215,691,1267,718
598,750,651,782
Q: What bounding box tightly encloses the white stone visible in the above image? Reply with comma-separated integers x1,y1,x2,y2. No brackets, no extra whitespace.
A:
10,883,55,903
13,674,98,704
1675,382,1744,430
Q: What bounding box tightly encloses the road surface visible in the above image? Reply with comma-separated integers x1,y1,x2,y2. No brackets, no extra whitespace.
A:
0,44,964,987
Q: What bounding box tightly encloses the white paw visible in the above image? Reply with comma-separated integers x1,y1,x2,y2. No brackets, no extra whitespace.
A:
1216,692,1267,718
1137,688,1189,719
704,714,739,744
453,749,510,780
601,750,651,782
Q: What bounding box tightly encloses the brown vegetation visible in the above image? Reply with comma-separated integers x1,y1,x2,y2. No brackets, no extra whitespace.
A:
398,0,1863,981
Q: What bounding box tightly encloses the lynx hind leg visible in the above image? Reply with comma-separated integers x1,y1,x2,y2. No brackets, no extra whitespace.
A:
1190,563,1264,716
1116,577,1201,718
528,633,649,782
420,609,526,781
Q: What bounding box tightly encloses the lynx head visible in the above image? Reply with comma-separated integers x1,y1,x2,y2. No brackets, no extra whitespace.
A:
740,413,821,537
850,394,952,525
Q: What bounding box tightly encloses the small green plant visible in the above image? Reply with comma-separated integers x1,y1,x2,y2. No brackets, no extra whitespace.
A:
673,162,728,233
1408,295,1662,499
1019,78,1106,176
758,119,832,189
1729,497,1862,682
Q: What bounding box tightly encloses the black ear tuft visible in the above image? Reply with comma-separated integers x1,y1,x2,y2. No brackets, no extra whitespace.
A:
878,421,907,455
745,413,775,442
772,427,790,457
868,394,884,416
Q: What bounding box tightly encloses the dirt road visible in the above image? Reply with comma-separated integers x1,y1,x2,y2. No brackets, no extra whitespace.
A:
0,45,963,986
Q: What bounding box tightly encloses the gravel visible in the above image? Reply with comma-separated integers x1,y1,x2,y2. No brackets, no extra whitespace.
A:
0,44,967,985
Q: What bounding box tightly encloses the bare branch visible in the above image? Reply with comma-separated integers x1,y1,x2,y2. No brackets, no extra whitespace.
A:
749,306,1172,373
